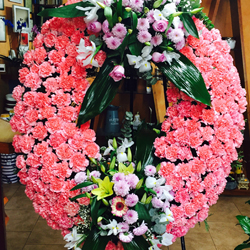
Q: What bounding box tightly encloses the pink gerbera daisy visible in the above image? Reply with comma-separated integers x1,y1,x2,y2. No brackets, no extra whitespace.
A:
112,23,127,38
111,197,128,217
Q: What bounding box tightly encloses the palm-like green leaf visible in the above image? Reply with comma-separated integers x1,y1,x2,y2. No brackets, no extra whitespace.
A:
180,13,199,38
77,59,121,126
156,52,211,106
236,215,250,235
38,2,94,17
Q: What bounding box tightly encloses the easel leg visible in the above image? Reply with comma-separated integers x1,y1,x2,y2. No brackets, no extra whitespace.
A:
181,236,186,250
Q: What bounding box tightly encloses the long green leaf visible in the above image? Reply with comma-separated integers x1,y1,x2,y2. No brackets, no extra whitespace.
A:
135,202,152,225
236,215,250,235
81,227,110,250
70,193,87,201
156,52,211,106
235,243,250,250
131,11,138,30
180,13,199,39
38,2,94,17
135,124,159,169
77,59,121,126
122,236,150,250
117,0,123,18
128,34,143,56
71,181,93,191
91,198,101,225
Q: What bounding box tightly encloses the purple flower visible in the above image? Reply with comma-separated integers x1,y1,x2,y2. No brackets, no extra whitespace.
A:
112,23,127,38
167,28,185,43
109,65,126,82
144,165,157,176
114,180,130,196
130,0,143,11
74,172,87,184
89,170,101,179
125,194,139,207
87,21,102,33
151,34,163,46
174,38,186,51
147,10,155,23
153,186,163,197
125,174,139,189
119,232,134,243
152,52,166,63
152,20,168,33
113,172,126,183
102,20,110,33
117,222,130,232
133,221,148,236
137,18,150,31
137,30,152,43
123,209,138,224
105,36,122,50
152,197,164,208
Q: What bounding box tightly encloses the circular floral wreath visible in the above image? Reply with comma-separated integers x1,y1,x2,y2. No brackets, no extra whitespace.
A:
10,0,247,249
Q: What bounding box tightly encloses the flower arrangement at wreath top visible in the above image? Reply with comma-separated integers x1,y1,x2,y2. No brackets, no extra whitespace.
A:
64,137,175,250
39,0,212,127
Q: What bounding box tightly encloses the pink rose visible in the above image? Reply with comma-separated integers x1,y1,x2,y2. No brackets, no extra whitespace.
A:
87,21,102,33
152,20,168,32
152,52,166,63
109,65,125,82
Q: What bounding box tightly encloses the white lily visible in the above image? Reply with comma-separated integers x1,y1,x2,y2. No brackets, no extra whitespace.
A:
163,51,180,65
64,227,82,250
76,0,100,23
103,139,115,155
141,45,153,58
153,9,167,21
160,186,174,201
149,238,161,250
127,54,142,66
77,38,99,67
105,219,119,236
159,210,174,223
172,16,181,29
162,2,176,17
155,177,166,187
145,176,157,188
161,232,174,246
121,138,134,148
117,146,128,163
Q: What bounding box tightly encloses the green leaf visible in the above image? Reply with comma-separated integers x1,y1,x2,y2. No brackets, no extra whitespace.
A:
135,123,159,169
116,34,129,61
180,13,199,39
38,1,94,17
191,0,201,8
122,10,130,19
236,215,250,235
245,200,250,205
81,227,110,250
97,207,107,217
77,59,122,126
128,41,143,56
122,236,150,250
70,193,87,201
93,43,103,57
235,242,250,250
104,6,113,29
166,14,174,32
91,198,101,226
70,181,93,191
156,52,211,106
117,0,123,18
131,11,138,30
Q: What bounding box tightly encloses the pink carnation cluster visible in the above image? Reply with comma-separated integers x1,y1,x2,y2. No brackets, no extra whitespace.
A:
11,15,105,236
155,18,247,241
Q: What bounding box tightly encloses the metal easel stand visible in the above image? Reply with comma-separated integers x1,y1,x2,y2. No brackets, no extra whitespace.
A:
181,236,186,250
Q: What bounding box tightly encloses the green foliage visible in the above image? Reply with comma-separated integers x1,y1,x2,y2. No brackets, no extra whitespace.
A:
38,1,94,17
122,235,150,250
195,11,214,30
180,13,199,38
120,111,133,141
157,52,211,106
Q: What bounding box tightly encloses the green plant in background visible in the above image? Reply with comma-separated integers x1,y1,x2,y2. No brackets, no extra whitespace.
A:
231,151,244,173
235,200,250,250
119,111,133,142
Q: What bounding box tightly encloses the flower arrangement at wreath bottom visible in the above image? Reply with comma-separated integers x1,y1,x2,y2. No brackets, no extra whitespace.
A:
64,138,175,250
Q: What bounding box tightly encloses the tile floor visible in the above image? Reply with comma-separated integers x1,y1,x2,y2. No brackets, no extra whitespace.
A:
3,182,250,250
